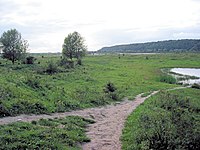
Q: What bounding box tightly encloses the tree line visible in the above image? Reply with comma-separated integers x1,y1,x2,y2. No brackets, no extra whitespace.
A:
98,39,200,53
0,29,87,64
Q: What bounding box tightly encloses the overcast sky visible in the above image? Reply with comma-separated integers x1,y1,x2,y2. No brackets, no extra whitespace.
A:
1,0,200,52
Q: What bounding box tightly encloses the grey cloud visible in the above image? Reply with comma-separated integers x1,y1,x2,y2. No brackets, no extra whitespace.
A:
0,0,19,13
94,25,200,50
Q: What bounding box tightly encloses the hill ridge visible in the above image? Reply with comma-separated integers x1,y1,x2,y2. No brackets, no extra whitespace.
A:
98,39,200,53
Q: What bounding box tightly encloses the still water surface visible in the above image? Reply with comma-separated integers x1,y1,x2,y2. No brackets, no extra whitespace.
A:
170,68,200,84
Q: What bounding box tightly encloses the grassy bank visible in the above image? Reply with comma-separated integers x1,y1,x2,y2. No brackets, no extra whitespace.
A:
0,53,200,117
0,116,94,150
122,88,200,150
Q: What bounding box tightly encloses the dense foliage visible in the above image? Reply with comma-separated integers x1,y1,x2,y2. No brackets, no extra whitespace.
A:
62,31,87,60
0,29,28,64
98,39,200,53
0,116,94,149
122,88,200,150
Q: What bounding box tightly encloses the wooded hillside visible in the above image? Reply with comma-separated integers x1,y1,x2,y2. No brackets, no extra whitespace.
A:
98,39,200,53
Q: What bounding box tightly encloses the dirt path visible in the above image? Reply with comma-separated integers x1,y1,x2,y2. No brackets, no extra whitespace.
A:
0,91,159,150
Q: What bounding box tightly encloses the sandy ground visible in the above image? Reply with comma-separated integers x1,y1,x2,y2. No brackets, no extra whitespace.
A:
0,91,158,150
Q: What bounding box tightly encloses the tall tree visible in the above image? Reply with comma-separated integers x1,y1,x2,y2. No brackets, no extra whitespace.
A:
0,29,28,64
62,31,87,61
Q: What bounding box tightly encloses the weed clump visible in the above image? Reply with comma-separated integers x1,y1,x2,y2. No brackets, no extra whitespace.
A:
104,82,117,93
0,104,11,117
59,58,75,68
104,82,119,101
45,61,59,75
22,56,36,64
160,74,176,84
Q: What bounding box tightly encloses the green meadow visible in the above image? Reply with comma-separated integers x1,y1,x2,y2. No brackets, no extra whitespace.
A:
0,53,200,149
0,53,199,117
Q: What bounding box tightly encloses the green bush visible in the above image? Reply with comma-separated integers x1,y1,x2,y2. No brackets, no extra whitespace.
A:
159,74,176,84
103,82,119,101
0,104,11,117
136,110,175,150
26,56,36,64
104,82,117,93
59,58,75,68
77,59,82,65
45,61,59,75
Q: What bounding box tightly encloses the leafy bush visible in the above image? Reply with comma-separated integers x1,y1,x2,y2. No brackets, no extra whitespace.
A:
104,82,117,93
25,56,36,64
44,61,59,75
77,59,82,65
136,110,175,150
103,82,119,101
160,74,176,84
59,58,75,68
0,104,11,117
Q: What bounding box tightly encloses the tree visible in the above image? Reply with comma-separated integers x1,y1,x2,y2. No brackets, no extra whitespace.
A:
0,29,28,64
62,31,87,61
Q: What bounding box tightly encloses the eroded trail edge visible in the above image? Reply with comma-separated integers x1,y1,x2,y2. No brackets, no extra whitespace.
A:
0,91,158,150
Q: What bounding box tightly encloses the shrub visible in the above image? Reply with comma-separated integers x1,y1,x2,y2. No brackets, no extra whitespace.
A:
160,74,176,84
191,83,200,89
136,111,175,150
59,58,75,68
45,61,59,75
104,82,117,93
103,82,119,101
0,104,11,117
77,59,82,65
25,56,36,64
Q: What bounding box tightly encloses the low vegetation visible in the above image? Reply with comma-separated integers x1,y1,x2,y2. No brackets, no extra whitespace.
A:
159,74,176,84
0,53,200,117
0,116,94,149
122,88,200,150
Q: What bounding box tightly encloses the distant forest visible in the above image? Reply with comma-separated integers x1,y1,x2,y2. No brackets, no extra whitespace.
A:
98,39,200,53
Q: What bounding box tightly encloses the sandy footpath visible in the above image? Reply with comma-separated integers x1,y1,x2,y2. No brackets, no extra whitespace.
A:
0,91,158,150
